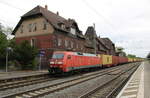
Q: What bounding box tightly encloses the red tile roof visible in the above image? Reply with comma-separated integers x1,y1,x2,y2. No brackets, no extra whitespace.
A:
12,5,82,36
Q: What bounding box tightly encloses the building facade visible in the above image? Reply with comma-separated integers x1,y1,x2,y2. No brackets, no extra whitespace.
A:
12,5,116,68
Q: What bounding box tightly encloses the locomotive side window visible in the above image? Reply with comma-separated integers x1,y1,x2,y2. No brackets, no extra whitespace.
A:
67,55,71,59
52,53,64,59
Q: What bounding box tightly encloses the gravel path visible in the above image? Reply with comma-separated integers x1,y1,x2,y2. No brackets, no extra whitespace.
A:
41,75,116,98
0,73,90,97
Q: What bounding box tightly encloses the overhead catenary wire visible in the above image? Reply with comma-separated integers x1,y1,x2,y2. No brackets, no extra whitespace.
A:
81,0,119,35
0,0,25,11
0,0,25,27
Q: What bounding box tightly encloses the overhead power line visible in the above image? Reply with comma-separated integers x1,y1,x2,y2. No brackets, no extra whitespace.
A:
0,0,25,11
81,0,117,34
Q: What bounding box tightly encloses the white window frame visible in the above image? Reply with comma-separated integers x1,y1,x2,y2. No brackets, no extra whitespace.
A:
70,28,76,35
58,39,62,46
31,38,35,47
65,40,68,47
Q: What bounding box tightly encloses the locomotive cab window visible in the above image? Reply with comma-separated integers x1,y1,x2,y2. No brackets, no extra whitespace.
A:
67,55,71,59
52,53,64,59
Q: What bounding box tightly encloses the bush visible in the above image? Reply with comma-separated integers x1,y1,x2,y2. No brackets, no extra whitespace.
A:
8,60,21,71
11,40,38,70
21,58,38,70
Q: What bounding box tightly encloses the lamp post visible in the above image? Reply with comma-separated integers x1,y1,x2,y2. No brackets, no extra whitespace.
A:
6,47,12,72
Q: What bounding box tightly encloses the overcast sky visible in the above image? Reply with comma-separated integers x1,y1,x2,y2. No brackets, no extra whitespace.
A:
0,0,149,58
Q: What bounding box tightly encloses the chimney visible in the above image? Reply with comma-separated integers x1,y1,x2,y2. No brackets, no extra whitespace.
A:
56,11,59,16
93,23,95,30
45,5,48,10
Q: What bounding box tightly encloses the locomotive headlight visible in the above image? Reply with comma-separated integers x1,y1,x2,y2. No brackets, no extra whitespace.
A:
50,62,54,64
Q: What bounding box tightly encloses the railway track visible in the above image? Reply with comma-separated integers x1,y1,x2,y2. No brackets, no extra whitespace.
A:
0,76,57,91
1,63,138,98
0,66,120,92
0,63,130,92
78,63,140,98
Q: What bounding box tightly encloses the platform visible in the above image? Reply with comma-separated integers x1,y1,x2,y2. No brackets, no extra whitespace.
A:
0,70,48,80
117,61,150,98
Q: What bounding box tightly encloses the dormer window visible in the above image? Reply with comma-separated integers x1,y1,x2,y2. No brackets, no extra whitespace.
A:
58,22,66,30
66,27,70,30
61,24,65,29
70,28,76,35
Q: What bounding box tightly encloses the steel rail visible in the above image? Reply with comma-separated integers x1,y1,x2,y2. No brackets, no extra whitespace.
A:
1,63,136,98
0,77,57,91
78,63,140,98
105,64,140,98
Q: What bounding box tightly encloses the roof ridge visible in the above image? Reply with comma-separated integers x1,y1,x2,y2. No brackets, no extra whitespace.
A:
38,5,67,21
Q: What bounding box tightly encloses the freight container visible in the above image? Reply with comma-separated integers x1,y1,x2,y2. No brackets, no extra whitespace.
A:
118,57,128,64
112,56,119,66
100,54,112,67
128,58,132,62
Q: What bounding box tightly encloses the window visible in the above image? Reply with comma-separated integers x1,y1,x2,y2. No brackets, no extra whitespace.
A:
76,44,78,49
74,43,76,49
58,39,62,46
71,41,74,48
53,39,57,47
68,41,71,48
67,55,71,59
28,24,32,32
20,25,23,33
52,53,64,59
78,44,80,50
65,40,68,47
66,27,70,30
43,21,47,30
31,38,36,47
70,28,76,35
61,24,65,29
81,45,83,50
33,23,37,32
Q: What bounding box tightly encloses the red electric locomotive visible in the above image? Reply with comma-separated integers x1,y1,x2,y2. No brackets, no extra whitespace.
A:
48,51,102,74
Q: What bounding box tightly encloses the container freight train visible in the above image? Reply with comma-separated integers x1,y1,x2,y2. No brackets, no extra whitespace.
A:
48,51,142,74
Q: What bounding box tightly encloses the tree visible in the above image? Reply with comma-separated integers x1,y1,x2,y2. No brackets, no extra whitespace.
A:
116,47,124,52
0,23,38,70
127,54,136,58
115,47,126,57
0,29,8,59
0,23,3,32
0,24,8,68
13,40,38,69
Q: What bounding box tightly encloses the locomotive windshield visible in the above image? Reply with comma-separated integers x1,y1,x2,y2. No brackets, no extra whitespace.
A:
52,53,64,59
